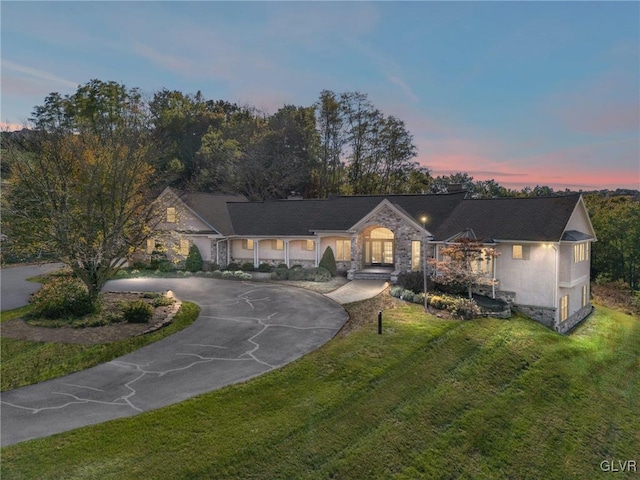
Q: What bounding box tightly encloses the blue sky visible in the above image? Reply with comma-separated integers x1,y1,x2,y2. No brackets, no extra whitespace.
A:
2,1,639,190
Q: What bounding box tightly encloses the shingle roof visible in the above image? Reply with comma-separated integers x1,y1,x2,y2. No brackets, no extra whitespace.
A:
175,191,248,235
227,192,466,236
434,194,582,242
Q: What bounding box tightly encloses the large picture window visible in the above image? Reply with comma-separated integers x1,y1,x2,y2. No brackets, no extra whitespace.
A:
335,240,351,261
244,239,254,250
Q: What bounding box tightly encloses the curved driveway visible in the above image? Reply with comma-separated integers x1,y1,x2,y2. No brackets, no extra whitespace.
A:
1,277,348,446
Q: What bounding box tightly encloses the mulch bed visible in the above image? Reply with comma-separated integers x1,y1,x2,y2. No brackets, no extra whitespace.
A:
1,292,181,345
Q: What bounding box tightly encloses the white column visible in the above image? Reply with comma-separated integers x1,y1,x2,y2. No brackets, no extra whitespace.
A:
254,240,260,266
284,240,290,267
315,239,320,267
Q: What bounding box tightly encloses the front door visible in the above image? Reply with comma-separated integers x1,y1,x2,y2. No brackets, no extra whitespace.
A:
364,227,394,267
370,240,393,265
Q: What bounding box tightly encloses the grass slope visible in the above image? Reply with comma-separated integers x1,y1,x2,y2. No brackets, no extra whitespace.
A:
1,303,200,391
2,303,638,479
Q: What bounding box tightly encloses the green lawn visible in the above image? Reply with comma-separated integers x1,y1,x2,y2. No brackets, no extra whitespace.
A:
1,303,200,391
1,302,638,479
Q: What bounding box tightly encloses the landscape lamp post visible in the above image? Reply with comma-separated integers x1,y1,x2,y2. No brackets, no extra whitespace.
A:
420,216,429,313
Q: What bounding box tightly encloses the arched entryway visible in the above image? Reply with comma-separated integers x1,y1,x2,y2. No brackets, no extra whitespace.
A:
363,227,394,267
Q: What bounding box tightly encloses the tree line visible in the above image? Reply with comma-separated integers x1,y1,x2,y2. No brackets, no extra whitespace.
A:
1,79,638,293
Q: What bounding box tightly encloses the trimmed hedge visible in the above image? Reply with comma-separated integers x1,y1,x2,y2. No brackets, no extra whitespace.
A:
270,266,331,282
185,245,204,272
319,247,337,277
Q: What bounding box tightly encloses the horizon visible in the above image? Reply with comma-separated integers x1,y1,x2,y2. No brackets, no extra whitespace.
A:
1,2,639,191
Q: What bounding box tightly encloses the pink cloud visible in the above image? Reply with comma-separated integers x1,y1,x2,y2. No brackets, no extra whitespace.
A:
0,121,28,132
412,134,639,191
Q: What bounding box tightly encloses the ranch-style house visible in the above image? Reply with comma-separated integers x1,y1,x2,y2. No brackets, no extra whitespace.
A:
144,186,596,334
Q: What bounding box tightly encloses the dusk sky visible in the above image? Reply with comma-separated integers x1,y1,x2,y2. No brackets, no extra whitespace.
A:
2,1,639,191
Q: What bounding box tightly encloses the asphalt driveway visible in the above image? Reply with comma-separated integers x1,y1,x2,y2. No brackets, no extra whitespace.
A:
1,277,348,446
0,263,66,311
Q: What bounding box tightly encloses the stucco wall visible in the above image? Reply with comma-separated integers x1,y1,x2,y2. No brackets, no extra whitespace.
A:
495,243,556,308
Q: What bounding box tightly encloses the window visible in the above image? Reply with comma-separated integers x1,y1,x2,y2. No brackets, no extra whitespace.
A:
146,238,155,254
512,245,530,260
411,240,421,271
180,239,190,256
303,240,315,251
560,295,569,321
582,284,588,307
336,240,351,261
369,227,394,239
273,239,284,250
574,243,589,263
244,239,254,250
166,207,177,223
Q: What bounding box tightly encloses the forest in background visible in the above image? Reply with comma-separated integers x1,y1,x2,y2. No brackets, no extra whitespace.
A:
1,79,638,289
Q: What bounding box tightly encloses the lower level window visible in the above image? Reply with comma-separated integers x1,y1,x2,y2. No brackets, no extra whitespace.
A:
303,240,315,251
560,295,569,321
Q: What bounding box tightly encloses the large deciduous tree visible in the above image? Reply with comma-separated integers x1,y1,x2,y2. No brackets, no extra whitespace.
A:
3,80,158,300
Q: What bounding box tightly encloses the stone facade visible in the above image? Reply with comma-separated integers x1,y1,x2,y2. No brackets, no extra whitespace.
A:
513,304,557,329
351,204,425,273
557,304,593,334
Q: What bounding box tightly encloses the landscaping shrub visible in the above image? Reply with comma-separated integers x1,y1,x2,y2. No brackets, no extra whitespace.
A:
304,267,331,282
226,262,240,271
152,296,174,307
234,271,252,280
31,278,96,319
184,245,204,272
288,266,306,281
211,270,223,278
258,263,273,273
276,263,288,269
271,268,289,280
156,260,175,273
121,300,154,323
241,262,255,272
451,298,481,320
397,271,427,294
319,247,337,277
202,261,219,272
390,286,481,319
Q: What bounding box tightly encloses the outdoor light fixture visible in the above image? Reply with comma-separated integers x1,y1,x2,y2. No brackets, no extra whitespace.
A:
420,216,428,313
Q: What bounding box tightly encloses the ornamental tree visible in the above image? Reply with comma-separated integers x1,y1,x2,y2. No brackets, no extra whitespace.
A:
429,238,500,299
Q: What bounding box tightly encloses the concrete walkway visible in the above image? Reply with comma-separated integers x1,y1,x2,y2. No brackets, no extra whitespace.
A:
324,280,389,304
